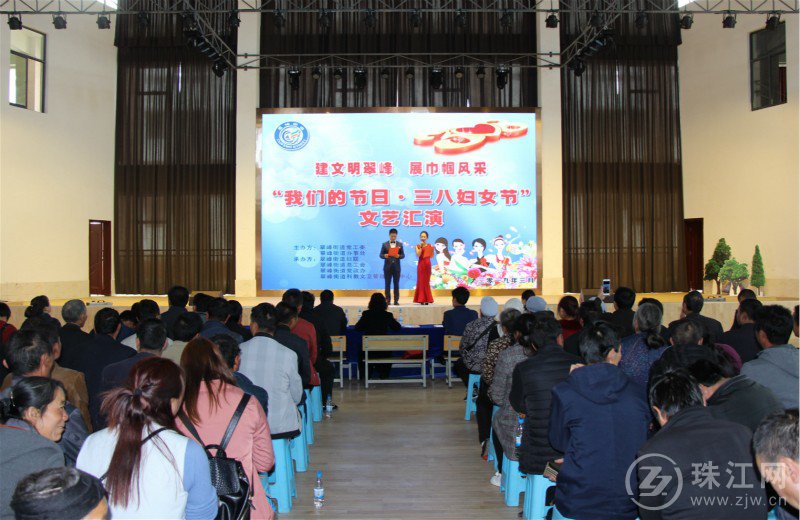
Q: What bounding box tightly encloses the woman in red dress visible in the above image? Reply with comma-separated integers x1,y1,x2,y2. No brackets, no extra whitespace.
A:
414,231,434,305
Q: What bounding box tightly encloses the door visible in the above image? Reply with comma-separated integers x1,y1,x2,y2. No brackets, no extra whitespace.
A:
89,220,111,295
684,218,704,291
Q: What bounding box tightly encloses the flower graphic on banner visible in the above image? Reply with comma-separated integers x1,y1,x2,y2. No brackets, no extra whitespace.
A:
426,239,538,290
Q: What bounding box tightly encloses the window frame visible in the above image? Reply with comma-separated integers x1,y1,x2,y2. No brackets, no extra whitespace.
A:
9,25,47,112
749,22,787,111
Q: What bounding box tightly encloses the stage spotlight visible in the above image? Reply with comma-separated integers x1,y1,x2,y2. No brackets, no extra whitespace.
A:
495,66,509,90
589,12,603,29
679,13,693,29
454,67,465,79
52,14,67,29
569,58,586,77
318,9,332,30
354,68,367,89
273,10,286,29
500,10,513,29
228,10,240,30
405,67,415,79
380,68,390,79
634,11,648,29
766,12,780,29
8,14,22,30
97,14,111,29
288,68,301,90
212,59,228,78
430,68,444,89
722,12,736,28
476,66,486,79
333,67,343,80
137,11,150,29
364,9,377,28
312,66,321,80
545,12,559,28
455,9,467,29
410,9,422,28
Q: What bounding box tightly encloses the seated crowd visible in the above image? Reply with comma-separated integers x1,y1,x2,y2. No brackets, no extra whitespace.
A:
450,287,799,519
0,287,349,519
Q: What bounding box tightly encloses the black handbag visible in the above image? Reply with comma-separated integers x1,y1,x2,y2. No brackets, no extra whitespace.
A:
179,394,253,520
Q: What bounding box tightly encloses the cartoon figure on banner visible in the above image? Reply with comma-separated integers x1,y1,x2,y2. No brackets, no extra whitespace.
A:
434,237,451,271
448,239,472,278
470,238,490,272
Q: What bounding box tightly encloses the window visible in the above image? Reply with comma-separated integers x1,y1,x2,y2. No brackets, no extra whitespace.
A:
9,27,45,112
750,23,787,110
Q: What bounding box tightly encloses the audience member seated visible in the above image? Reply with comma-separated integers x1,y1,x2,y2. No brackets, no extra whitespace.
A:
21,295,61,332
556,296,581,339
0,302,17,383
213,334,269,416
455,297,499,454
282,289,320,387
719,298,764,363
563,299,603,359
486,312,528,486
120,299,171,352
117,310,137,342
190,292,213,324
273,302,312,390
161,285,190,338
442,287,478,336
177,337,275,520
668,290,724,343
76,358,217,519
482,308,521,389
354,293,402,380
75,308,135,430
226,300,253,342
57,300,91,372
618,302,668,389
729,288,757,331
638,297,671,343
637,371,768,518
510,313,579,478
199,298,242,344
100,318,167,395
0,377,67,518
548,322,651,520
794,305,799,338
601,286,636,338
301,291,336,406
313,289,348,337
10,467,108,520
669,319,743,373
688,348,782,432
162,311,203,364
1,329,89,464
520,289,536,308
742,305,798,409
753,410,800,515
239,304,303,439
524,296,548,314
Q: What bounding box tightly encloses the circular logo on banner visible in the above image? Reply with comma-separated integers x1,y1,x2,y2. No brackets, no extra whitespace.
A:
274,121,309,151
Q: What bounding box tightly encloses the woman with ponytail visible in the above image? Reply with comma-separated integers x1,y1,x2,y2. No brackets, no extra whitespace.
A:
22,295,61,331
76,358,217,519
618,302,669,389
0,377,68,517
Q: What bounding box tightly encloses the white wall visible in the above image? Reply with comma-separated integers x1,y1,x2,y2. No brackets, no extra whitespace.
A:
0,16,117,301
679,14,800,298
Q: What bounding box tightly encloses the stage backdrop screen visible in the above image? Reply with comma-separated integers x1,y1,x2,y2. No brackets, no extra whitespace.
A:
258,111,538,292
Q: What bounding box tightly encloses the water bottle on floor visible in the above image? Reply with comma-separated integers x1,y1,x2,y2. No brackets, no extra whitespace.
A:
325,397,333,418
314,470,325,509
515,416,524,458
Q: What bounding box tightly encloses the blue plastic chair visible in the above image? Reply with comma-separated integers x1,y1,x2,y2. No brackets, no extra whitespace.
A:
464,373,480,420
523,474,555,520
261,438,295,513
289,421,309,472
302,391,315,445
500,455,526,507
551,507,573,520
311,386,323,422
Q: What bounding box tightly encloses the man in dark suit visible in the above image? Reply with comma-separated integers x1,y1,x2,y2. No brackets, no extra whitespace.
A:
379,228,405,305
718,298,763,363
601,286,636,338
312,290,348,337
100,318,167,394
442,287,478,336
58,299,91,371
272,302,312,391
161,285,189,339
668,290,724,343
74,308,135,430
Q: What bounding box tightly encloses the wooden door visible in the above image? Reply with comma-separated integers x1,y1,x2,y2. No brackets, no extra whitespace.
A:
89,220,111,295
684,218,704,291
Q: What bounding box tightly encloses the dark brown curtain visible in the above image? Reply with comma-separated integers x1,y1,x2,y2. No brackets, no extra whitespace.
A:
114,4,237,294
561,6,687,292
260,4,537,107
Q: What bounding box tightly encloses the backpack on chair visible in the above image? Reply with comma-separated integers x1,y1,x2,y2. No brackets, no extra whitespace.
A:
179,394,253,520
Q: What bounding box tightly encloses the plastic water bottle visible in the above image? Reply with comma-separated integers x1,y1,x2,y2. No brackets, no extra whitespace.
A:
324,397,333,418
313,471,325,509
515,417,524,458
